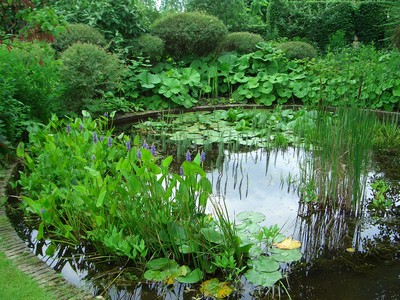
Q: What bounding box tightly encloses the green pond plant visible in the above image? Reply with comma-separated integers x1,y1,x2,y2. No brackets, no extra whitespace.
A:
15,111,302,298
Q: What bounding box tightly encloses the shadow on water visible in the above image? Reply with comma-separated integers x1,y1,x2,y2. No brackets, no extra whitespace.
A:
6,147,400,299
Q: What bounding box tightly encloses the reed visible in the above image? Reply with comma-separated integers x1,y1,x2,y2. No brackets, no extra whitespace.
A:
298,106,376,212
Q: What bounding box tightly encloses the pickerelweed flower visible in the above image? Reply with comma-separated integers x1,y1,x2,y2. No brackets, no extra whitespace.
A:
143,141,149,149
107,137,112,147
200,150,206,163
180,165,184,176
66,124,71,134
151,144,156,156
104,112,108,117
93,132,98,144
126,140,131,151
137,149,142,159
186,150,191,162
79,124,83,131
100,135,105,142
40,208,45,214
91,154,96,160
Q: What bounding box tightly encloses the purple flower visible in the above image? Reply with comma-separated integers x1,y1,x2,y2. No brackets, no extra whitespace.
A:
66,124,71,134
91,154,96,160
40,208,45,214
143,141,149,150
126,140,131,151
150,144,156,156
137,149,142,159
79,124,83,131
200,150,206,163
107,137,112,147
180,165,184,176
100,135,105,142
93,132,98,144
104,112,108,117
186,150,191,162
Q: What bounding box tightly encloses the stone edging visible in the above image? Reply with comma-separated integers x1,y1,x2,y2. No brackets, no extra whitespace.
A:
0,164,95,300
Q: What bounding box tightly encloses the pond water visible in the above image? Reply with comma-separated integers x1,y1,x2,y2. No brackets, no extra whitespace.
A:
7,147,400,299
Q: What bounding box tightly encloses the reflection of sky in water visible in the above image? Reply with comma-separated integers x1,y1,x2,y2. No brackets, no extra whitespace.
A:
207,148,302,235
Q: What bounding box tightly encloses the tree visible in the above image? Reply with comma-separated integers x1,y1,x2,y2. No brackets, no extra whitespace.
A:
0,0,66,45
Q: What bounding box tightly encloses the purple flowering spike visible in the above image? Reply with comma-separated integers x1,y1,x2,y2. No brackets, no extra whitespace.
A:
79,124,83,131
186,150,191,162
137,149,142,159
104,112,108,117
200,150,206,163
40,208,45,214
66,124,71,134
126,140,131,151
143,141,149,149
100,135,105,142
91,154,96,160
180,165,184,176
107,137,112,147
93,132,98,144
151,144,156,156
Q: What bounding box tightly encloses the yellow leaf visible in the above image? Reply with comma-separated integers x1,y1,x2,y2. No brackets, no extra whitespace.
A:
217,284,233,298
165,276,174,285
346,247,355,253
273,237,301,250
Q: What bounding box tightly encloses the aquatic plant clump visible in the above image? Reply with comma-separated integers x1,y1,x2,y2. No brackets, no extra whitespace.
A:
15,111,302,296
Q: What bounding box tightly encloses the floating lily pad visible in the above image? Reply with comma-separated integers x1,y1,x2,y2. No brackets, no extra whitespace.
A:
236,211,266,223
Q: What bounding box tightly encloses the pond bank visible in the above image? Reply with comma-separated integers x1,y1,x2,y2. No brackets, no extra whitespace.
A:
0,163,95,300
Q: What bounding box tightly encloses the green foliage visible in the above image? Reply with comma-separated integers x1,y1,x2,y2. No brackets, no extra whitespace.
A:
53,23,108,52
355,2,386,48
150,12,228,58
0,42,63,123
47,0,147,53
134,34,165,61
393,25,400,49
0,0,67,44
60,43,123,112
266,0,289,39
186,0,249,31
277,41,317,60
217,32,265,55
369,179,393,211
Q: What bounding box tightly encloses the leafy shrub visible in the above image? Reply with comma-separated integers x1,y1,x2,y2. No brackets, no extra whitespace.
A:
150,12,228,58
355,2,386,48
0,42,63,123
60,43,123,112
134,34,165,61
266,0,289,38
217,32,265,54
53,23,108,52
393,25,400,49
277,41,317,60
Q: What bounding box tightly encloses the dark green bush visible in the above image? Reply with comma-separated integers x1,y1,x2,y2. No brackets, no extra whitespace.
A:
392,25,400,50
309,2,355,51
60,43,123,112
218,32,265,54
0,42,63,123
266,0,290,38
150,12,228,59
355,3,386,48
277,41,317,60
53,23,108,52
134,34,164,61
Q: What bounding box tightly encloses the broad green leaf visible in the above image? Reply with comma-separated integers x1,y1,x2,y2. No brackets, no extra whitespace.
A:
236,211,266,223
250,256,279,272
201,227,224,244
177,268,204,284
270,248,302,262
245,269,282,287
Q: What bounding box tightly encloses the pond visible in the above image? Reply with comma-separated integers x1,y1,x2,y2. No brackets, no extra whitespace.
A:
7,108,400,299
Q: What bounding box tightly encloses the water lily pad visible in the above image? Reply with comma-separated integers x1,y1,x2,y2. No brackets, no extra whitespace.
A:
177,268,203,284
236,211,266,223
250,256,280,273
270,248,302,262
244,269,282,287
200,278,233,299
273,237,301,250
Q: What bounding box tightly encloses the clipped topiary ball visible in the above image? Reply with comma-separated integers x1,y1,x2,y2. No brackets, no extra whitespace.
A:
151,12,228,59
54,23,108,52
60,43,123,112
393,25,400,50
218,32,265,54
276,41,317,60
134,34,165,61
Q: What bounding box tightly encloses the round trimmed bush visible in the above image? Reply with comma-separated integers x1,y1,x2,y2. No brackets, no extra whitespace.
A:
393,25,400,50
134,34,165,61
277,41,317,60
150,12,228,58
60,43,123,112
218,32,265,54
54,23,108,52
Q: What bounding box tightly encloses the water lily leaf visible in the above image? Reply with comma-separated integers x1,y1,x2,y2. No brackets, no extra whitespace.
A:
245,269,282,287
147,258,177,270
200,278,232,299
236,211,266,223
177,268,203,284
270,248,302,262
273,237,301,250
250,256,280,272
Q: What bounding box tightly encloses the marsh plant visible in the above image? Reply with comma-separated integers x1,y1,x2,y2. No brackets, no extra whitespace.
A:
298,106,377,212
15,112,302,297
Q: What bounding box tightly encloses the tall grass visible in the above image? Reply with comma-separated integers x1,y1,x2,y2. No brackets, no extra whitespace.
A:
298,106,377,213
